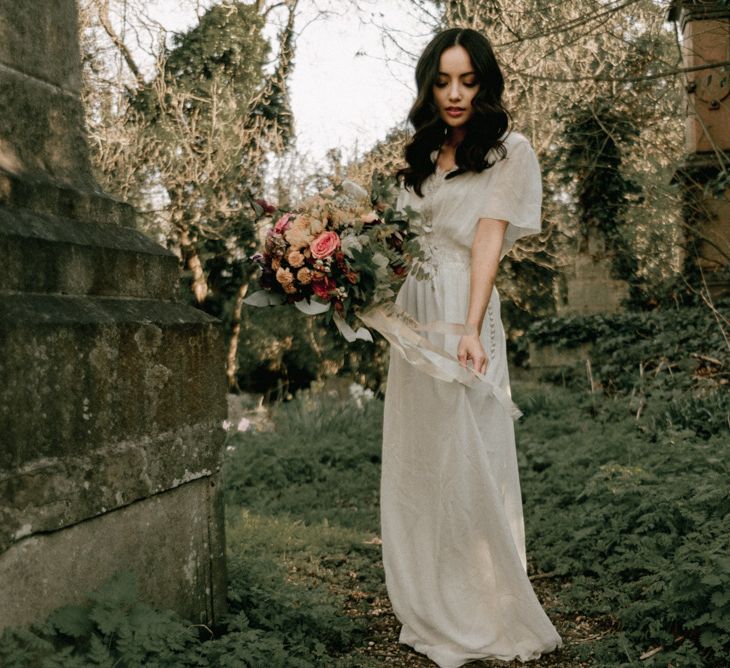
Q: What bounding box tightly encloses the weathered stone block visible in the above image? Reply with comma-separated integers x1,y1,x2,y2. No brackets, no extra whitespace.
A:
0,476,227,630
557,253,629,315
0,206,179,298
0,1,82,92
0,68,94,188
0,170,137,227
0,0,228,632
0,294,227,551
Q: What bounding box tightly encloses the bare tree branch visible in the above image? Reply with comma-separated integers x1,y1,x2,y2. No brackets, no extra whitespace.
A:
92,0,146,89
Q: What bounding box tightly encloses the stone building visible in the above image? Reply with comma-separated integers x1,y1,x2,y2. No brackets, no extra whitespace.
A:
0,1,227,628
670,0,730,298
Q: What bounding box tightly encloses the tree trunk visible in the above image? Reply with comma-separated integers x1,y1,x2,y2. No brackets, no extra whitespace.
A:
226,280,249,391
179,228,209,304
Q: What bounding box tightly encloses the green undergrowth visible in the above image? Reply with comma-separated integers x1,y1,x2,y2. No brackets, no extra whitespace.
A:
527,302,730,439
513,381,730,667
3,371,727,666
222,387,384,532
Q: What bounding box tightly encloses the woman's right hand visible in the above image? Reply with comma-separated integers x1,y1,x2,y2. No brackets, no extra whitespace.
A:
457,334,488,375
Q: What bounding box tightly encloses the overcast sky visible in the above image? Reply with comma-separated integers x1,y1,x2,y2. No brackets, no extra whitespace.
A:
136,0,432,166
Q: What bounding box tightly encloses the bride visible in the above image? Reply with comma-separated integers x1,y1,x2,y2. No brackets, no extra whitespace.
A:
378,27,563,667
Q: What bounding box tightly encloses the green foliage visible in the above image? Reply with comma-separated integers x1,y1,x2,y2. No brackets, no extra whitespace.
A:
0,551,364,667
555,99,643,289
223,389,383,531
226,554,363,660
133,2,268,123
0,572,202,667
526,301,730,438
520,303,729,664
514,382,730,666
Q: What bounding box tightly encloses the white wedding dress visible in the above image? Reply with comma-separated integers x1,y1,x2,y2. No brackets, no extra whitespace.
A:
379,131,563,667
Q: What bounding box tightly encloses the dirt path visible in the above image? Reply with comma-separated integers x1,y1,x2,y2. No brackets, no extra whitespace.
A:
341,554,615,667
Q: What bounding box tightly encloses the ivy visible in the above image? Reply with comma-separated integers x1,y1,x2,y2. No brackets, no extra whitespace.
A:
554,99,643,290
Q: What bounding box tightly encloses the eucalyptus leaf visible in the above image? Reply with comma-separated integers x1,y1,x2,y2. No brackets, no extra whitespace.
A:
294,298,331,315
243,290,285,307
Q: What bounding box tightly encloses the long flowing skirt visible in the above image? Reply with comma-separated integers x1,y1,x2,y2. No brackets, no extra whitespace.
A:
379,263,562,667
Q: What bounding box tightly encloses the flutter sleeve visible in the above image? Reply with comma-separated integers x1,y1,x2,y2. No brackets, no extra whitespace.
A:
475,135,543,258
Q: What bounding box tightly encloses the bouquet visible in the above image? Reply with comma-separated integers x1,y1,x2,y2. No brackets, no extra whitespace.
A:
243,176,523,419
243,176,426,341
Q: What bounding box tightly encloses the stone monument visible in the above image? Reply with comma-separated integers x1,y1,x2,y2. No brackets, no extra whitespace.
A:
0,1,227,629
670,0,730,297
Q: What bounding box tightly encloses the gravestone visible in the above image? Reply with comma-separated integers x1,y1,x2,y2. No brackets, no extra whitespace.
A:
0,1,227,629
556,235,630,316
670,0,730,298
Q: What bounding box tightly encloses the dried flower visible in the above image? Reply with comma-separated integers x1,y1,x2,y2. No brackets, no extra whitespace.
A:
297,267,312,284
285,216,315,248
276,266,294,286
288,250,305,268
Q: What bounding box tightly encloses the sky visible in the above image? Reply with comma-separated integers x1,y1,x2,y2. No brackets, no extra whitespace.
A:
136,0,433,166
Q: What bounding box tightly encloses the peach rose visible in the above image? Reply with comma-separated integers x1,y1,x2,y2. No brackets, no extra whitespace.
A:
287,250,305,268
309,218,326,235
284,219,314,248
310,231,340,259
271,257,281,271
276,266,294,286
283,283,298,294
296,267,312,285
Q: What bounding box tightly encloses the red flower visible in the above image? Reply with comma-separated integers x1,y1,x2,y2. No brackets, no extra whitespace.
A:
312,276,336,300
256,198,277,215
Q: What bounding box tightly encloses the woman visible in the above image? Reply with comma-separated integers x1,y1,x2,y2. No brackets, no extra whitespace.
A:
380,27,563,667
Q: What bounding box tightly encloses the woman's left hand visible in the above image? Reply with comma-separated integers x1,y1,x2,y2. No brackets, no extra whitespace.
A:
457,334,488,375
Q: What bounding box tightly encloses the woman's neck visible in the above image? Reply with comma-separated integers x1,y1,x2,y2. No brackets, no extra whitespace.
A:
443,126,467,148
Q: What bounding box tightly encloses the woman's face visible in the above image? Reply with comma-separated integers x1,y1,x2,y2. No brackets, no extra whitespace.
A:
432,45,480,130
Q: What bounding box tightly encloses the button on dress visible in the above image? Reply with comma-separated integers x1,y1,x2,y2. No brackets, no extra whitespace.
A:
380,131,563,667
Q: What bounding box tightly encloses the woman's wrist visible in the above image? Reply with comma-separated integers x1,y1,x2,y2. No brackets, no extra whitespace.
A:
463,321,481,337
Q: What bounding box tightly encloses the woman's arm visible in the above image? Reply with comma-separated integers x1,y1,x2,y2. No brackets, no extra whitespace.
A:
457,217,509,373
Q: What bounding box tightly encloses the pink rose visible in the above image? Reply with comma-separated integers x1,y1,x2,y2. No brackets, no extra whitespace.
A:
274,213,292,234
310,231,340,259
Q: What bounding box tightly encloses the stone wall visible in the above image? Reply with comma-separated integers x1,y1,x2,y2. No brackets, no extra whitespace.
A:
0,0,227,629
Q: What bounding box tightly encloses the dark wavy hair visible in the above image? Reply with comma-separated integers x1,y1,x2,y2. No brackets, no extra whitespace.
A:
396,28,511,197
